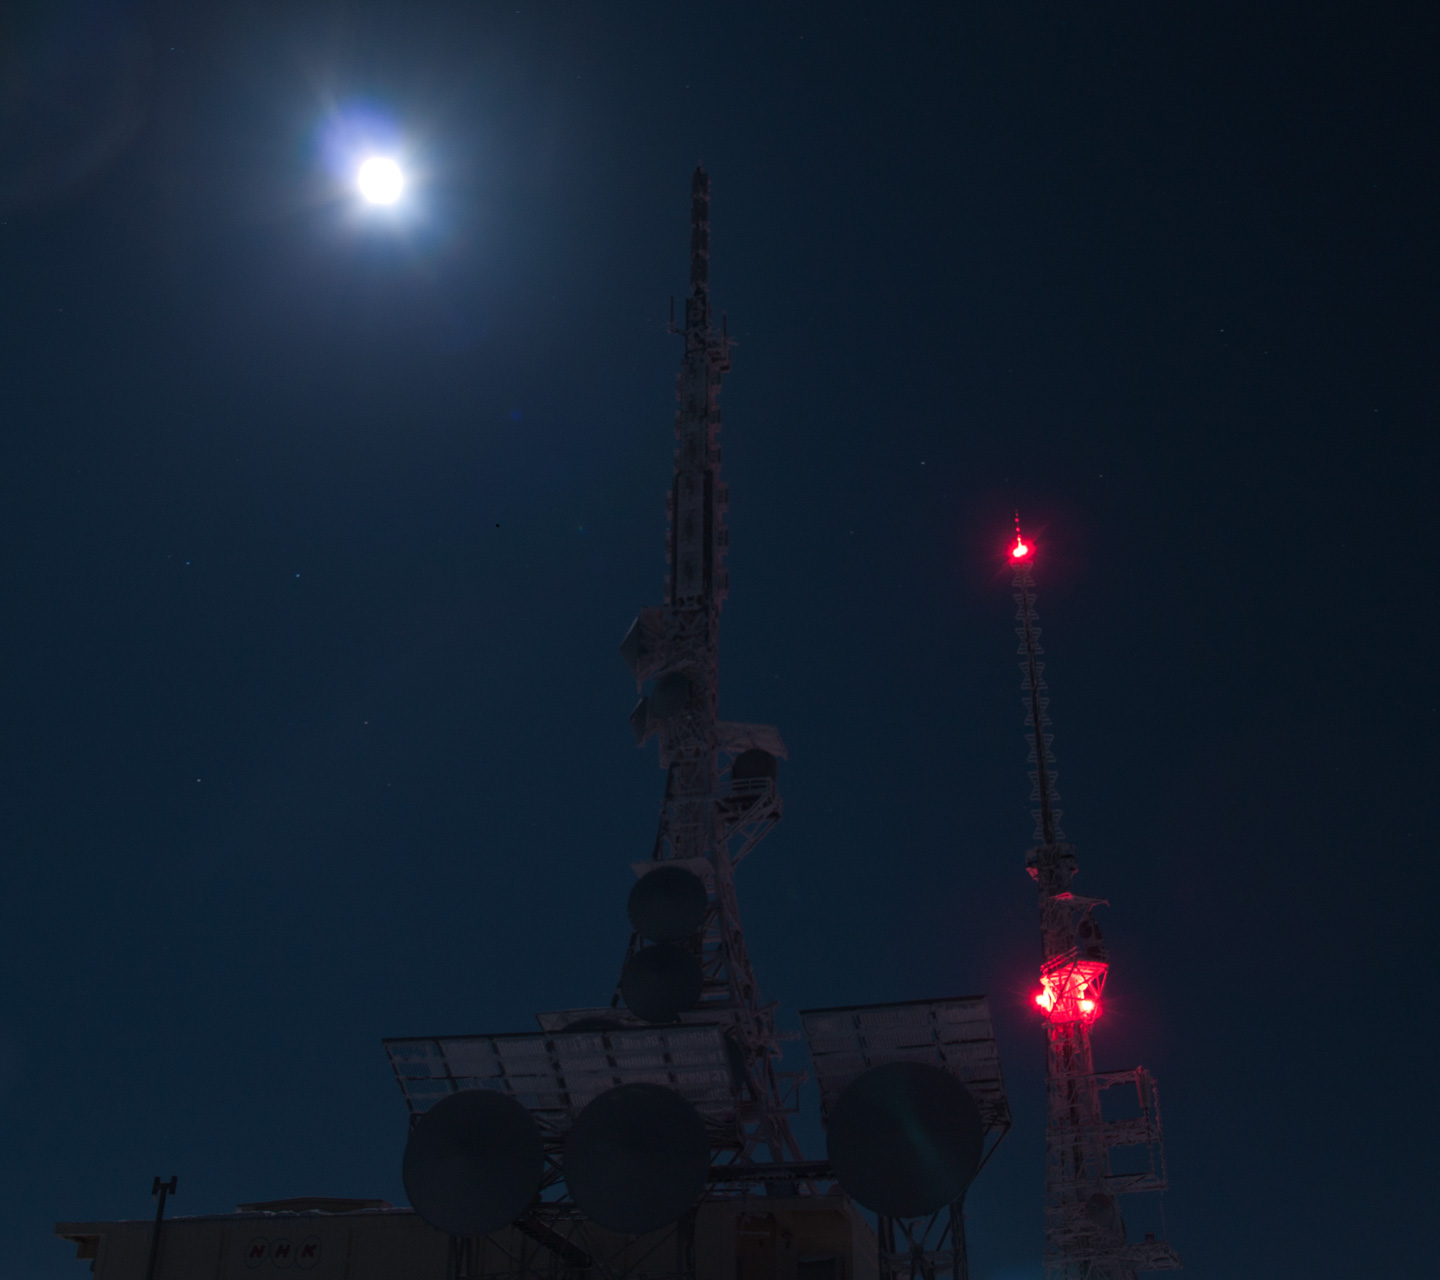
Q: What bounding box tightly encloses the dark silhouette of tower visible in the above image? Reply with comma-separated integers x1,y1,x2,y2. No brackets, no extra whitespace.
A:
618,166,799,1166
1010,523,1181,1278
51,171,1015,1280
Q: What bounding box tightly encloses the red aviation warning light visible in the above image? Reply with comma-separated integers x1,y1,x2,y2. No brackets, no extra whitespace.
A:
1033,955,1107,1025
1011,512,1030,560
1005,507,1182,1271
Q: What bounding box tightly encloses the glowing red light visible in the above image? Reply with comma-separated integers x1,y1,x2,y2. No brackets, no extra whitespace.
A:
1035,957,1108,1025
1011,513,1031,560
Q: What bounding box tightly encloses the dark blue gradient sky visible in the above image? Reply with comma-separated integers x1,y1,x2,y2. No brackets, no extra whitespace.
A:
1,3,1434,1277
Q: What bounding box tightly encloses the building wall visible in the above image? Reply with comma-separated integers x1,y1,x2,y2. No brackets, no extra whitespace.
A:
59,1210,469,1279
695,1195,878,1280
57,1196,878,1280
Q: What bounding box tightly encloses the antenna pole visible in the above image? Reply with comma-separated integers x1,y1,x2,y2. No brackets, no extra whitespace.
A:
1015,562,1060,850
144,1175,177,1280
1008,527,1179,1278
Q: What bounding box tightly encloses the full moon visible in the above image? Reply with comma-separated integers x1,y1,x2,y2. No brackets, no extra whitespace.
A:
357,156,404,205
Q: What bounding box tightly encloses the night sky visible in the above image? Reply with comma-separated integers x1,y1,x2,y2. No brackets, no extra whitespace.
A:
1,3,1434,1277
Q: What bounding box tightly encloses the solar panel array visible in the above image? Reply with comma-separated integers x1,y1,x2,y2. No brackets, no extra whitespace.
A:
799,997,1011,1135
384,1024,740,1142
532,1006,737,1035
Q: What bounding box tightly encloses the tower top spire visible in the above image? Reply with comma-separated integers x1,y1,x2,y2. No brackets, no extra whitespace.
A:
689,166,710,296
1013,524,1062,847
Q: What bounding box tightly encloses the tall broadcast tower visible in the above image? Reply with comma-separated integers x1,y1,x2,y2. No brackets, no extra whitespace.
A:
52,170,1015,1280
617,166,801,1168
1010,523,1181,1278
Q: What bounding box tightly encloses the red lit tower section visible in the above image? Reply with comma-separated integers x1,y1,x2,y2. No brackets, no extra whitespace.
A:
1011,527,1181,1278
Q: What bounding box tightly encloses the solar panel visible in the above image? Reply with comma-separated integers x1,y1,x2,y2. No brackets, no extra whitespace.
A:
799,997,1010,1135
533,1005,741,1035
384,1024,740,1144
534,1008,627,1034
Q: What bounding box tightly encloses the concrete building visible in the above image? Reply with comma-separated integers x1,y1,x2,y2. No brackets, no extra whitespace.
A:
57,1192,879,1280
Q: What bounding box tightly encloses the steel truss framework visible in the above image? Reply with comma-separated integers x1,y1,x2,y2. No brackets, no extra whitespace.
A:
1014,556,1180,1279
875,1210,967,1280
617,167,799,1166
384,179,1023,1280
385,176,806,1279
381,176,801,1280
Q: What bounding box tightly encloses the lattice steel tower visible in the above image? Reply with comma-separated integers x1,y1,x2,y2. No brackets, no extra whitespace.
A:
618,167,801,1168
1011,522,1181,1278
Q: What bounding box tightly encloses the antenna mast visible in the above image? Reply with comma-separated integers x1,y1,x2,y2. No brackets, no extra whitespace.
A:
1011,523,1180,1278
619,168,799,1166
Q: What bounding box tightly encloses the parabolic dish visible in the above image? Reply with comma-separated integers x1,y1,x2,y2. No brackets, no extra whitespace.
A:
563,1083,710,1234
402,1088,544,1236
647,671,693,719
730,748,778,781
825,1061,984,1218
627,865,708,943
620,943,703,1022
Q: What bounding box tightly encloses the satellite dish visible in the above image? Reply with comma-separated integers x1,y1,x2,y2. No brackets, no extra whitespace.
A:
1077,913,1106,959
402,1089,544,1236
620,943,703,1022
647,672,693,719
628,865,708,943
1084,1191,1125,1240
563,1083,710,1233
730,749,778,781
825,1062,984,1218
